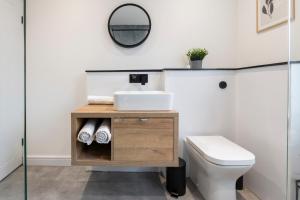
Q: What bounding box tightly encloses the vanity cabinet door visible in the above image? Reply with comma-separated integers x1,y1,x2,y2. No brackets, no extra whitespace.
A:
113,118,174,162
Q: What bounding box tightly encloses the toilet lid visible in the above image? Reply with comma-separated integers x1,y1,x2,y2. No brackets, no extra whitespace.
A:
186,136,255,166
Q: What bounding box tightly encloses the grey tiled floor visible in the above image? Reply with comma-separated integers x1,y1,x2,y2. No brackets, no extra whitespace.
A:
0,166,203,200
0,166,24,200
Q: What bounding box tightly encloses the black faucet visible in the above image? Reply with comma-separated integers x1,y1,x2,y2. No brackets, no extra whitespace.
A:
129,74,148,85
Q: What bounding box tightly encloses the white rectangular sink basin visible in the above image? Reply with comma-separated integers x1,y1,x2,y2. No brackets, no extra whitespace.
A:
114,91,174,111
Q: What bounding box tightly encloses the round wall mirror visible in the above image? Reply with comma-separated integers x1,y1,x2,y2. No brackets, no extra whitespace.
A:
108,4,151,48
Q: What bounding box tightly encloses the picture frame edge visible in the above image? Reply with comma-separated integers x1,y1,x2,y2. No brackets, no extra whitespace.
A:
256,0,295,33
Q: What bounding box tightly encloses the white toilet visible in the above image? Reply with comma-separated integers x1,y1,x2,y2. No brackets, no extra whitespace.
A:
186,136,255,200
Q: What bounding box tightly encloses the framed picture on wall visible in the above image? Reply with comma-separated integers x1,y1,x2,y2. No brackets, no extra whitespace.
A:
257,0,295,32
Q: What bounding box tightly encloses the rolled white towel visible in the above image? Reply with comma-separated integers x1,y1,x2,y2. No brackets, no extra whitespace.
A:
95,119,111,144
88,96,114,105
77,119,98,145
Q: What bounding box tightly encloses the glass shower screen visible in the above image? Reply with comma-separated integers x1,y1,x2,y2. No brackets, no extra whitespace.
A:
288,0,300,199
0,0,26,199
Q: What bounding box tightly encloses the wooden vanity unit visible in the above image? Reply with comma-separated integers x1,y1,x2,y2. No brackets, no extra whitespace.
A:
71,105,179,167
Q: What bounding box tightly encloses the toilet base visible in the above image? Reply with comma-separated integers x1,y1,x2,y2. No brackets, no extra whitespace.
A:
190,157,237,200
187,142,253,200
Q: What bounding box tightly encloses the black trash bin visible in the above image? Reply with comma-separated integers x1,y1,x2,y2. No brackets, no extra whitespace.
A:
166,158,186,197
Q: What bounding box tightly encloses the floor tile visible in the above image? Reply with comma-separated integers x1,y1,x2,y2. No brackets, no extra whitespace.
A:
0,166,205,200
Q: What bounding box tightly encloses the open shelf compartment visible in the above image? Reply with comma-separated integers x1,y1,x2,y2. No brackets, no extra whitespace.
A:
72,117,112,165
76,142,111,161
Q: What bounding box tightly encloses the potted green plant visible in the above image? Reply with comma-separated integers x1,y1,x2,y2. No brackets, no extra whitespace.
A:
187,48,208,69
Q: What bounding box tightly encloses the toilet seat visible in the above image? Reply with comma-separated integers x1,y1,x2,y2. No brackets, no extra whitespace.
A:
186,136,255,166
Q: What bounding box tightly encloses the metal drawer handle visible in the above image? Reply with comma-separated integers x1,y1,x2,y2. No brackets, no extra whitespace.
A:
139,118,148,122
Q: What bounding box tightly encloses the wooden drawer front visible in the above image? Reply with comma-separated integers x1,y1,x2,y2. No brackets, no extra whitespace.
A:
113,118,174,161
113,118,173,129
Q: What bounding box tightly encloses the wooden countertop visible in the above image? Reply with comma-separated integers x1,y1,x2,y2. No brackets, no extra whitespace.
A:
72,104,178,115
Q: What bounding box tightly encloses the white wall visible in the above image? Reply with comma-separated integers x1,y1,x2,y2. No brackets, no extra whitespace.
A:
235,66,288,200
0,0,24,180
87,72,163,96
236,0,289,67
163,71,236,160
26,0,238,162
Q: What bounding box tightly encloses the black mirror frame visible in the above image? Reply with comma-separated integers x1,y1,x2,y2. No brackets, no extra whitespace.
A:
107,3,152,48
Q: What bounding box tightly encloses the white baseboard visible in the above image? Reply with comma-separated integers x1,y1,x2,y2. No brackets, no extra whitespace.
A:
27,155,71,166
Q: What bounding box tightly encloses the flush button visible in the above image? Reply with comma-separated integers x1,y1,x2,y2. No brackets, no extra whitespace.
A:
219,81,227,89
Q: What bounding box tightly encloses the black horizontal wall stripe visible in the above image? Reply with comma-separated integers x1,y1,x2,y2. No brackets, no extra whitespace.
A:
235,61,288,70
85,61,290,73
85,69,163,73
